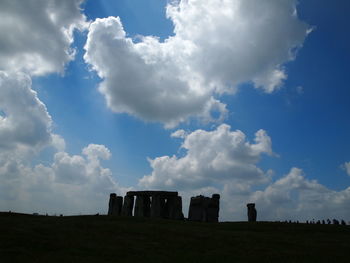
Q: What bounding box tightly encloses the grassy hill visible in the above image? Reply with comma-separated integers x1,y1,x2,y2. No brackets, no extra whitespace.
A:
1,212,350,262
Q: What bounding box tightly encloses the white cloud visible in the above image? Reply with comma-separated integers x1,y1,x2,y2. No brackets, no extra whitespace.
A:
139,124,274,190
0,71,59,157
342,162,350,176
0,1,126,215
139,125,350,221
171,129,187,139
84,0,310,126
0,144,126,215
0,0,87,76
84,17,226,128
249,168,350,221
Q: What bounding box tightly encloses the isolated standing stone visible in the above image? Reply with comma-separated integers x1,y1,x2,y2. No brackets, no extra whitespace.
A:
247,203,257,222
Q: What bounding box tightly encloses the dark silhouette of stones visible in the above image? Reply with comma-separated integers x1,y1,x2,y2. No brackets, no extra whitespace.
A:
134,195,151,217
150,194,166,218
122,195,134,216
206,194,220,222
166,196,184,220
124,191,183,220
247,203,257,222
127,191,178,197
341,220,346,226
333,219,339,225
188,196,205,221
188,194,220,222
108,193,123,216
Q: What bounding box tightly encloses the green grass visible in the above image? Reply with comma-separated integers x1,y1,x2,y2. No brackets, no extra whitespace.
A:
1,212,350,262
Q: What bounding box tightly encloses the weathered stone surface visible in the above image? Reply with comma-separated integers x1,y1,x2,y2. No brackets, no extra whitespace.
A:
127,191,178,197
188,194,220,222
121,195,134,216
108,193,123,216
247,203,257,222
188,195,205,221
150,195,166,218
134,195,151,217
206,194,220,222
167,196,184,220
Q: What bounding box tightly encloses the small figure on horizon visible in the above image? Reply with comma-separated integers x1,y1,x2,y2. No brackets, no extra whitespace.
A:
247,203,257,222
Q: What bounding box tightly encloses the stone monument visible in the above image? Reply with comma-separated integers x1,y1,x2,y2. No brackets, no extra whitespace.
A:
247,203,257,222
188,194,220,222
108,193,123,215
111,191,184,220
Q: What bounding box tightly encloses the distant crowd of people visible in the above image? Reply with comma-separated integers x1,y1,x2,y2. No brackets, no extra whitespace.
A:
279,219,348,225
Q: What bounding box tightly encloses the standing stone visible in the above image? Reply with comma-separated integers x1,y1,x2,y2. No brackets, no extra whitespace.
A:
167,196,184,220
121,195,134,216
188,195,206,221
151,195,166,218
116,196,123,215
247,203,257,222
108,193,122,216
207,194,220,222
134,195,151,217
188,194,220,222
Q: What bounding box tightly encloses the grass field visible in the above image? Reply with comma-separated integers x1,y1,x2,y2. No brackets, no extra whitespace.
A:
1,212,350,262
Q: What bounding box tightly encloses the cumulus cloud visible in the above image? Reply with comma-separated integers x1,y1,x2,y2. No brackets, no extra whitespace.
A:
84,17,226,128
139,125,350,221
249,168,350,221
0,1,126,215
0,71,61,157
139,124,274,190
0,72,124,214
84,0,310,126
0,144,126,215
0,0,87,75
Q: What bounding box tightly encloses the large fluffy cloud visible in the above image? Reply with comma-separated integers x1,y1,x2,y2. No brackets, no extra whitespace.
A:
84,17,226,128
0,71,123,214
139,124,274,189
0,71,61,157
249,168,350,221
139,125,350,222
84,0,310,126
0,144,125,215
0,0,87,75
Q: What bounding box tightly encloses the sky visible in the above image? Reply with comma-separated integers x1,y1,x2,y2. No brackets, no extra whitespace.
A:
0,0,350,221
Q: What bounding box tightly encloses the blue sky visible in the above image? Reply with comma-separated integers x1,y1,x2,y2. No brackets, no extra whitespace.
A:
1,0,350,220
